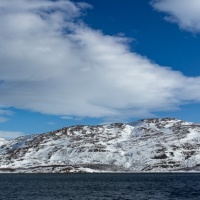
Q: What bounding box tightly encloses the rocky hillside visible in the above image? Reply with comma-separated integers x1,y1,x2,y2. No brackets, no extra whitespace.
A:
0,118,200,173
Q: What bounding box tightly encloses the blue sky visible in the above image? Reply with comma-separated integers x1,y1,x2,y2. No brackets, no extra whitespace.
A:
1,0,200,139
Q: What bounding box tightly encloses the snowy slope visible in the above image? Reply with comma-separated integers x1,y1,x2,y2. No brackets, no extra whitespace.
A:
0,118,200,173
0,138,6,146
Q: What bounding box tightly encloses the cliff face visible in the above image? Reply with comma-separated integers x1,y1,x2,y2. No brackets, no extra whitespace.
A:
0,118,200,173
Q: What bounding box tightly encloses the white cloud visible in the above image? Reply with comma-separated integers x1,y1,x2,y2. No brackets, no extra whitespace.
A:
0,108,13,123
0,0,200,121
0,131,24,140
151,0,200,32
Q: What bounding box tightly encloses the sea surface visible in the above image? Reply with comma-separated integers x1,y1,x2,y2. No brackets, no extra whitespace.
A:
0,173,200,200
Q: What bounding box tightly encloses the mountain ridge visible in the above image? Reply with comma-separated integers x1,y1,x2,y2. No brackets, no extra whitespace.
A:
0,118,200,173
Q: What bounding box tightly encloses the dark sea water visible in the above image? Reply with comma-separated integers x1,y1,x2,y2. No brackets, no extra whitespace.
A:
0,173,200,200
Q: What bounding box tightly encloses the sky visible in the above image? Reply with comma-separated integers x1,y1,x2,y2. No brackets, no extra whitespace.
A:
1,0,200,139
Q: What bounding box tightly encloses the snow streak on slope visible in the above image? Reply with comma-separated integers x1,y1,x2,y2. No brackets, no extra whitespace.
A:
0,138,6,146
0,118,200,173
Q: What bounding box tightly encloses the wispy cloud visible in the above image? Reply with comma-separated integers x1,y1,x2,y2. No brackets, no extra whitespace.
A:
0,131,25,140
0,117,9,123
151,0,200,33
61,116,82,121
0,0,200,121
47,121,56,126
0,108,13,123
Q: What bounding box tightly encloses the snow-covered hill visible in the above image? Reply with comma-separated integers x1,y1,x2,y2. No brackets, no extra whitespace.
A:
0,118,200,173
